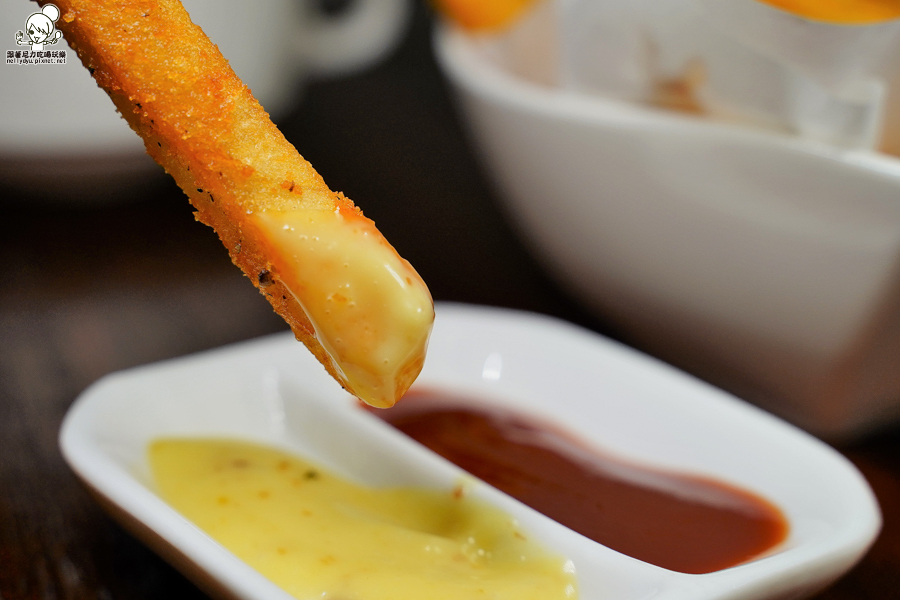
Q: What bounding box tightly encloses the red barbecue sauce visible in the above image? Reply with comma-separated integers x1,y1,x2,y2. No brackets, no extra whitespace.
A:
370,389,789,575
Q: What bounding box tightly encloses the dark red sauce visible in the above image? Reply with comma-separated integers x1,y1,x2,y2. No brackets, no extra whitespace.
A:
371,389,789,575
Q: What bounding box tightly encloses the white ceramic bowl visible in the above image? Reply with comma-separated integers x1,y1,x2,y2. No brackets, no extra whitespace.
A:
434,24,900,440
60,303,879,600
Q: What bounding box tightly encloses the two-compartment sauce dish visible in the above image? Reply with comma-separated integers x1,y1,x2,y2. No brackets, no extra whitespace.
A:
60,303,880,600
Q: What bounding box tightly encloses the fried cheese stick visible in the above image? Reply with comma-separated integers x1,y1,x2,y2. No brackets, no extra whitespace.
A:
47,0,433,407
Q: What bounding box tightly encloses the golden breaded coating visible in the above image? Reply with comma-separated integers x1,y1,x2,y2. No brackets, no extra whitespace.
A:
47,0,434,406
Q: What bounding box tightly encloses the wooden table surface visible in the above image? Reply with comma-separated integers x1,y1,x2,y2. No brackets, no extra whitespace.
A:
2,5,899,598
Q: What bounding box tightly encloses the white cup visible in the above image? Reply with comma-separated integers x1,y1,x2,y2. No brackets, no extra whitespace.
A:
0,0,411,201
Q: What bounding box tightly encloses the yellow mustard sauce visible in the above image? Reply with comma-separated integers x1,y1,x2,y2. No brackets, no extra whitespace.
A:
755,0,900,24
252,208,434,409
149,438,578,600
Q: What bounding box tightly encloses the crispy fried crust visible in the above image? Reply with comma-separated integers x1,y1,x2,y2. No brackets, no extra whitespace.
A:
45,0,366,390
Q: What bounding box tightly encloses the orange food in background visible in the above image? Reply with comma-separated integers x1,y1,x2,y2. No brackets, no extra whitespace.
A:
433,0,539,30
755,0,900,24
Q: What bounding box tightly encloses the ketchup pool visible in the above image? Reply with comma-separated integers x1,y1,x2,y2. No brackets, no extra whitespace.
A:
370,389,789,575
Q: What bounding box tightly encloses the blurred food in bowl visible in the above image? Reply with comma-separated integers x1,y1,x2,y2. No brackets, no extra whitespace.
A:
434,0,900,439
431,0,540,30
439,0,900,150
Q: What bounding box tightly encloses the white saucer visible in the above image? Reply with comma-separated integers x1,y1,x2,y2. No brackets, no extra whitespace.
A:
60,303,880,600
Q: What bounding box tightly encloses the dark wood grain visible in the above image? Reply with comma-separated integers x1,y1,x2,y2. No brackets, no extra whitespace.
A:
0,4,896,599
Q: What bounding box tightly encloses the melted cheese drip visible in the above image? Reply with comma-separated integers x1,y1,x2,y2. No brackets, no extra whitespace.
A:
755,0,900,23
253,208,434,408
150,438,578,600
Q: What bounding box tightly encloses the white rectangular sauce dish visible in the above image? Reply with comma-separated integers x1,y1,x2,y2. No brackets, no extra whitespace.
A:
60,303,880,600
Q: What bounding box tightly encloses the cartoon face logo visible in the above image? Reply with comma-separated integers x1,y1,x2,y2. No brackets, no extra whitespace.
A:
15,4,63,52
